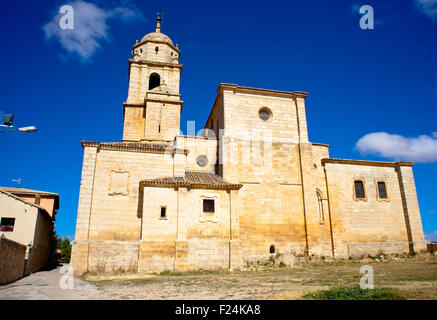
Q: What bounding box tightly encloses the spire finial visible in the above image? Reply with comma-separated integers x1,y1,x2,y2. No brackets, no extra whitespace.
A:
155,9,164,33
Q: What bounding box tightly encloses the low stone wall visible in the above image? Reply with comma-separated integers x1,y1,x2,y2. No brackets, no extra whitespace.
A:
30,244,50,273
347,242,410,258
88,241,139,273
0,236,26,285
71,239,433,275
427,242,437,254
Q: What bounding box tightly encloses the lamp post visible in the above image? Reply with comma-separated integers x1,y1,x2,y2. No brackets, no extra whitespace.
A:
0,126,38,133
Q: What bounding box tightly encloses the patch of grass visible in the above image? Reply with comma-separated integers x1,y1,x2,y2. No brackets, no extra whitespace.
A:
368,254,389,261
158,270,184,276
157,269,229,276
303,286,408,300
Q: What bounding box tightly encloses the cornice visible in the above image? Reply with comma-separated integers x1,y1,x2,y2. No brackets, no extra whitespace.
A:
321,158,414,167
133,40,181,54
81,141,188,155
312,142,330,148
144,97,183,105
218,83,309,99
129,59,183,70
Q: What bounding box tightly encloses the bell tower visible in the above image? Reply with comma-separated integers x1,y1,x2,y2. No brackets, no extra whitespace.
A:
123,12,183,143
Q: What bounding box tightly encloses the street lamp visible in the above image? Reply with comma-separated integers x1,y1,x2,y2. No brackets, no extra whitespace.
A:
18,126,37,132
1,112,37,133
0,126,38,133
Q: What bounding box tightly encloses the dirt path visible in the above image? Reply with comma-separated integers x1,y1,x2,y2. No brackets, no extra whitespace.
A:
94,272,323,300
88,255,437,300
1,256,436,300
0,264,106,300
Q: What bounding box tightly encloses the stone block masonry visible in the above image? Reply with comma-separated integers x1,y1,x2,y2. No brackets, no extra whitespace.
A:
0,236,26,285
70,21,426,274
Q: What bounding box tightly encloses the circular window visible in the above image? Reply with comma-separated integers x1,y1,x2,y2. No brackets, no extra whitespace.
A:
259,108,272,121
197,155,208,167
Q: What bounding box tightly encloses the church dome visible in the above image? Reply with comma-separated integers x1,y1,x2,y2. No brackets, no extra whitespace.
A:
140,31,174,46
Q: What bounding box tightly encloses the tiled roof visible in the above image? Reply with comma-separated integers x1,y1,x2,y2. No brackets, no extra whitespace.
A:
0,187,60,211
0,189,53,221
0,187,58,197
81,141,188,155
140,171,242,190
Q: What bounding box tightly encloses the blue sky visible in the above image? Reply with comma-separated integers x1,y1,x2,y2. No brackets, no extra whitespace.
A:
0,0,436,241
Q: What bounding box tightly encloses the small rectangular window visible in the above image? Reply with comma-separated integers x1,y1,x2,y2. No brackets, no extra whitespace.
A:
0,217,15,232
354,180,365,199
160,207,166,219
203,199,215,213
377,181,387,199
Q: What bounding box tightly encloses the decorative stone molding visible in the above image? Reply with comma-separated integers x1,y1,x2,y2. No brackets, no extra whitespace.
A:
321,158,414,167
81,141,188,156
218,83,309,99
128,59,183,69
108,170,129,196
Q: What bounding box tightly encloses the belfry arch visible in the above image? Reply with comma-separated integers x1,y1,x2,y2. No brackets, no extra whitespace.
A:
148,73,161,90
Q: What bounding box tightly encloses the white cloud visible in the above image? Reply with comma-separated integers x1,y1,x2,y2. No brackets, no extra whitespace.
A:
356,132,437,163
43,0,144,61
415,0,437,20
425,230,437,241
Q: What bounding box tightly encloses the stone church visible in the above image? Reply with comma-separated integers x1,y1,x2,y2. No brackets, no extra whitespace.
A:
71,16,426,274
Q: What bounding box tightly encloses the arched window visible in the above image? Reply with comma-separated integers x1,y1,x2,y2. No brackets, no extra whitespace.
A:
149,73,160,90
269,245,275,254
317,191,324,223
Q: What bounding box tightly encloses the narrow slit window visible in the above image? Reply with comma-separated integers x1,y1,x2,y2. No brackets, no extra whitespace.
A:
0,217,15,232
377,181,387,199
354,180,365,199
317,192,324,223
203,199,215,213
160,207,166,219
269,245,275,254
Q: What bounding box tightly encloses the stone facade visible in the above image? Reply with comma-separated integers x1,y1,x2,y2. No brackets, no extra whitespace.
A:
70,18,426,275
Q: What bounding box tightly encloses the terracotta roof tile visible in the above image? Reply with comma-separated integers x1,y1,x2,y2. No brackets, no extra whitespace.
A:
0,187,58,197
0,189,53,221
0,187,60,210
140,171,242,190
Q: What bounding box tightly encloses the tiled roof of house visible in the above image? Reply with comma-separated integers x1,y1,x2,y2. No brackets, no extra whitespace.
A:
0,187,59,197
0,189,53,221
140,171,242,190
0,187,60,211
